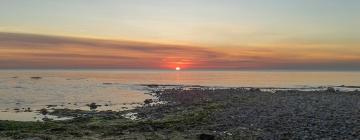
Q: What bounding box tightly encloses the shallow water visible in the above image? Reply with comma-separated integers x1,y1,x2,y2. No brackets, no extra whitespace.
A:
0,70,359,121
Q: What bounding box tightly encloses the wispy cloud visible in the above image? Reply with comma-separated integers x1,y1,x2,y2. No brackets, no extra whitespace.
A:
0,32,359,70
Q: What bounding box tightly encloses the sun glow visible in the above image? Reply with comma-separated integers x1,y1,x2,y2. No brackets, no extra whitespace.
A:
175,67,181,71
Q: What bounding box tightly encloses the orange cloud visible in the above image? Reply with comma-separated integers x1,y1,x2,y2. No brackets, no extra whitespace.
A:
0,32,359,70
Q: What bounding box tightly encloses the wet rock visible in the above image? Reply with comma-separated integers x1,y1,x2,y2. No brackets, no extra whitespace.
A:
24,107,32,112
103,83,113,85
30,77,42,80
42,117,53,121
50,109,86,118
326,87,336,93
87,103,101,110
144,99,153,105
46,105,58,108
249,88,261,92
40,108,48,115
146,84,159,88
199,134,215,140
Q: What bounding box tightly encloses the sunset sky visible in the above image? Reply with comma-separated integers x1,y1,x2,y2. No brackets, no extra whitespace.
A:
0,0,359,70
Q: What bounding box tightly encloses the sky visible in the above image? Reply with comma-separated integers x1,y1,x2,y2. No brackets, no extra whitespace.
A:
0,0,359,70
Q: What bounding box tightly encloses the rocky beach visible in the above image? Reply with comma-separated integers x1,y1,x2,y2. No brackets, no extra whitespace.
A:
0,85,359,139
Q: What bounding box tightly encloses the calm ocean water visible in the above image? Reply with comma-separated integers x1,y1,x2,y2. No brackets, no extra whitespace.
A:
0,70,359,121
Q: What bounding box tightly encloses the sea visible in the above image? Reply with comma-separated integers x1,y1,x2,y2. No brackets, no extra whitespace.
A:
0,70,359,121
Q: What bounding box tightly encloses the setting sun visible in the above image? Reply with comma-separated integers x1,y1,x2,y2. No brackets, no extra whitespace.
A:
0,1,359,139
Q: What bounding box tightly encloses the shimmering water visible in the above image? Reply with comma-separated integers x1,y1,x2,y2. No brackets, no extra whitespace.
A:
0,70,359,121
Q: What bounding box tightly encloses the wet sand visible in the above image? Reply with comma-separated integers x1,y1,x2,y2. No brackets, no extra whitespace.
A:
0,86,359,139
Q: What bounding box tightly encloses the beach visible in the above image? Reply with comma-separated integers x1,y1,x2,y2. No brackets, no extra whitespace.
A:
1,85,359,139
2,0,359,139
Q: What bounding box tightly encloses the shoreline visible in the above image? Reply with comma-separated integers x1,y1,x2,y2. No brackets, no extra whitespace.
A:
3,84,359,122
0,85,359,139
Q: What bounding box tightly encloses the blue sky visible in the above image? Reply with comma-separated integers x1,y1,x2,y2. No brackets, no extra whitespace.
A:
1,0,358,45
